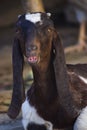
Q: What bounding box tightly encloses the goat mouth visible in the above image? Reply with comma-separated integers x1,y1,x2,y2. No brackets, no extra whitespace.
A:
27,56,40,64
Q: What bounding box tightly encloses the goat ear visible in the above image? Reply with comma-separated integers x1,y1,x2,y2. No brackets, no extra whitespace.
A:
52,30,66,64
52,30,79,117
52,30,69,95
7,38,25,119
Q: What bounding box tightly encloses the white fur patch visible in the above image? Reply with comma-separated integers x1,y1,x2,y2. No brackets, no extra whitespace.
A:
22,99,53,130
74,106,87,130
79,75,87,84
25,13,41,23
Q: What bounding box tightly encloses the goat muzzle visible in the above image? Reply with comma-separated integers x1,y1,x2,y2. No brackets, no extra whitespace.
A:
26,54,40,64
28,56,38,63
25,45,40,64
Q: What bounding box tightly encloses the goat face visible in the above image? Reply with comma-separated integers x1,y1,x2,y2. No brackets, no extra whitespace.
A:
16,13,54,65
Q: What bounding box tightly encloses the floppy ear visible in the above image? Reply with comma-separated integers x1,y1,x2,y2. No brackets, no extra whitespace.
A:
52,30,79,117
7,37,25,119
53,30,68,80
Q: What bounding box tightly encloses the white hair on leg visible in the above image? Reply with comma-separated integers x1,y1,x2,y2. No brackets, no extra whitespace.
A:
22,99,53,130
74,106,87,130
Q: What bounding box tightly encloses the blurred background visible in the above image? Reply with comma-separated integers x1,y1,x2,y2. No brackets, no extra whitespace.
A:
0,0,87,114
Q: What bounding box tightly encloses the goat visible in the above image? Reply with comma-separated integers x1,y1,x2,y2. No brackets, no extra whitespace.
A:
8,12,87,130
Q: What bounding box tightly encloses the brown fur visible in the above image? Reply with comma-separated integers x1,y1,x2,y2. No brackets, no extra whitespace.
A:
8,13,87,130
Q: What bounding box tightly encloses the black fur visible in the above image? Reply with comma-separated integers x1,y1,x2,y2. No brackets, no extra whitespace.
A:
27,123,47,130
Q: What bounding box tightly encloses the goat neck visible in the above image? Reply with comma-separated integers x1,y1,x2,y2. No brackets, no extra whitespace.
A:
30,57,57,103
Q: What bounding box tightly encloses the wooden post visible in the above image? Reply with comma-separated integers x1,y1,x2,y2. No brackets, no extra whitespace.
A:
22,0,45,12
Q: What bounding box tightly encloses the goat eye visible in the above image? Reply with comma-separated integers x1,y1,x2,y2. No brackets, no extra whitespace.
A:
16,27,22,34
16,29,20,34
47,28,52,33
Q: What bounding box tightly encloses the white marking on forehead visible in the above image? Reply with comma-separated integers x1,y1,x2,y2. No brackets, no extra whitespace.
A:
22,99,53,130
25,13,41,23
79,75,87,84
74,106,87,130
